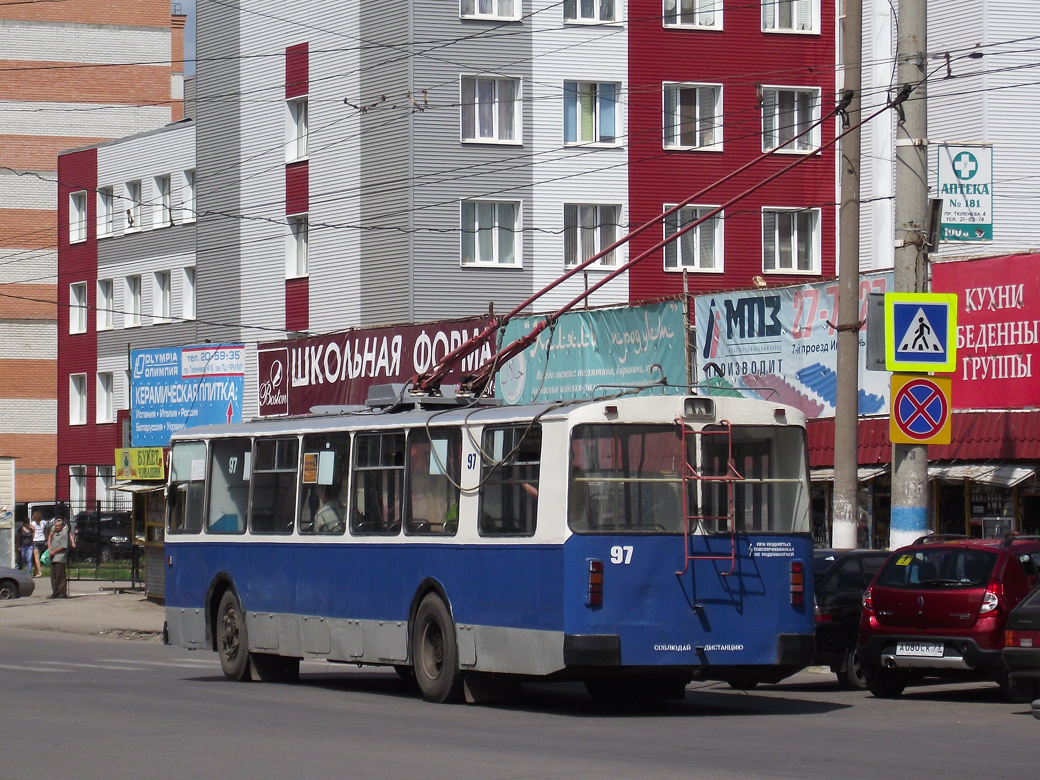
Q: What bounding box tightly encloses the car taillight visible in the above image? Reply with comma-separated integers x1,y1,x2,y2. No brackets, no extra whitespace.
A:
586,559,603,607
814,598,831,623
791,561,804,606
1006,629,1040,648
862,587,873,615
979,583,1000,615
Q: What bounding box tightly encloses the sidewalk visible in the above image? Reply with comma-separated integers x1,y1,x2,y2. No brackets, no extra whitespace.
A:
0,579,165,639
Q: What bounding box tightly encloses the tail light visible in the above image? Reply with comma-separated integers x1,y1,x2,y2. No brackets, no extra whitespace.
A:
791,560,804,606
586,559,603,607
980,581,1001,615
1006,629,1040,648
862,587,874,615
814,597,832,623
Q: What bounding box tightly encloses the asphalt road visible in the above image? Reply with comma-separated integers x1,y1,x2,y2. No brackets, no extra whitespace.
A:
0,627,1036,780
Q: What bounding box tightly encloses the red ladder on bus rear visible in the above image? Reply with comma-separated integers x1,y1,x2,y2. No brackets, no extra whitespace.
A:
676,419,739,576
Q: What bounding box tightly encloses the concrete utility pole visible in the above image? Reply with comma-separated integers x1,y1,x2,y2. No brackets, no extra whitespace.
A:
890,0,929,549
832,0,863,550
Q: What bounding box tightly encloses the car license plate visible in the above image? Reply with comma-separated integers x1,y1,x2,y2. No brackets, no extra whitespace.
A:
896,641,944,657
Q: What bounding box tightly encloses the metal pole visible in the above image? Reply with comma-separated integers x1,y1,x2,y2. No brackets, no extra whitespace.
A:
890,0,929,549
832,0,863,550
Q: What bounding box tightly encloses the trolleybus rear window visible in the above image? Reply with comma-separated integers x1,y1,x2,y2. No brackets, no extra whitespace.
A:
168,440,205,534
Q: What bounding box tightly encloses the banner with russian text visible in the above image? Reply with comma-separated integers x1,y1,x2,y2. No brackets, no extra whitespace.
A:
693,274,892,419
495,300,687,405
932,253,1039,409
131,344,244,446
256,316,495,416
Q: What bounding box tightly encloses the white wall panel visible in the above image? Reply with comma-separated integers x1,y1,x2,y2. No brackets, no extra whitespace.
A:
0,323,56,359
0,400,56,434
0,249,56,284
0,20,170,65
0,170,57,211
1,104,171,139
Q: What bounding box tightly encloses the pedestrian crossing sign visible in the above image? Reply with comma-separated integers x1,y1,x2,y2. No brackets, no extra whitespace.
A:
885,293,958,372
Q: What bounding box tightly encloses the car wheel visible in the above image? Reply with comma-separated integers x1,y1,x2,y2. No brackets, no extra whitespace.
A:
0,580,17,600
837,647,869,691
99,546,113,564
998,665,1037,703
217,590,251,682
412,594,463,703
864,664,907,698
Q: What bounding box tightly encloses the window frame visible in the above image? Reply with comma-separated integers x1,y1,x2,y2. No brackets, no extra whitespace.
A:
96,371,114,424
662,0,721,29
286,97,308,162
478,424,541,538
460,199,521,267
662,204,724,273
206,437,252,535
96,279,114,331
69,191,87,243
182,169,196,223
762,0,818,34
563,203,622,268
761,85,821,152
298,433,351,536
125,275,142,328
154,174,172,228
460,75,521,144
153,270,171,324
97,187,114,238
350,431,406,537
69,373,87,426
405,428,462,537
168,440,207,535
762,207,821,274
662,82,723,151
287,215,309,278
182,267,196,320
249,437,300,536
125,180,142,232
69,282,88,334
563,80,620,146
460,0,520,21
563,0,619,25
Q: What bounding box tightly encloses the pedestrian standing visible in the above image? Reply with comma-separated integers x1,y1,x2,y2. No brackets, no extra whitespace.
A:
30,510,47,577
18,517,34,574
47,517,70,599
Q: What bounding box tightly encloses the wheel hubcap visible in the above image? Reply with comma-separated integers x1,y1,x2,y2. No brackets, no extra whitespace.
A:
221,606,240,662
420,620,444,681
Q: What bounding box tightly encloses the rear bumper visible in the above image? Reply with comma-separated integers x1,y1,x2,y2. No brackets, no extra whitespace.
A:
1002,647,1040,680
860,635,1002,671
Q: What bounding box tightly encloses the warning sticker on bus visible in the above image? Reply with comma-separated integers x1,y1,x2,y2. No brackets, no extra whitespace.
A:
749,542,795,558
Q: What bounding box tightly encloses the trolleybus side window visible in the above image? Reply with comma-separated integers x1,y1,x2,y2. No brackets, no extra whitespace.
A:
569,425,684,534
299,433,350,535
479,425,540,537
250,437,299,535
168,440,206,534
351,431,405,536
695,425,809,534
406,428,462,536
207,437,252,534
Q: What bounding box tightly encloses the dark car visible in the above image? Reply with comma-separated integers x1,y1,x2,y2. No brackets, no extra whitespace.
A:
1003,584,1040,703
69,511,132,563
0,565,35,599
859,534,1040,700
813,549,892,689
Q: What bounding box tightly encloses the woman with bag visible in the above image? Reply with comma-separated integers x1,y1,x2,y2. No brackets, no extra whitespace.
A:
18,517,34,575
30,510,46,577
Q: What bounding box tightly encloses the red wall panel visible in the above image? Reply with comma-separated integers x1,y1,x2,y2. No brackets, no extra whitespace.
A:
285,42,308,98
285,160,309,215
285,276,309,332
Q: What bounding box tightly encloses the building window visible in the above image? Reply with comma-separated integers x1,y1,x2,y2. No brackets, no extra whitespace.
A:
125,275,141,327
154,271,171,323
762,0,815,32
97,187,114,238
69,282,87,334
96,466,118,510
97,279,113,331
69,466,86,514
563,82,618,145
69,374,87,426
125,180,142,231
461,76,519,143
762,87,820,151
563,0,615,23
124,369,131,409
183,267,196,320
663,0,719,28
287,217,308,278
564,204,620,267
763,208,820,273
461,200,519,266
182,169,196,223
663,83,721,150
69,191,87,243
663,205,723,271
96,372,114,424
287,98,308,161
460,0,517,19
154,175,172,227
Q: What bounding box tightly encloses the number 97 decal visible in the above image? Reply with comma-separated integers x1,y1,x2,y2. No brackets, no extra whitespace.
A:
610,546,633,565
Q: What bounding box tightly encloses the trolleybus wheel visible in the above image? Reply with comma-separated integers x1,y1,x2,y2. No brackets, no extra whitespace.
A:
217,590,251,682
412,594,463,703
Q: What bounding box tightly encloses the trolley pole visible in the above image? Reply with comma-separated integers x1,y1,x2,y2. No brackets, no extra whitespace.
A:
890,0,929,549
832,0,863,550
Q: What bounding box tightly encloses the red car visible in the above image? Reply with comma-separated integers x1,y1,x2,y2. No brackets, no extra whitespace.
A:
858,534,1040,700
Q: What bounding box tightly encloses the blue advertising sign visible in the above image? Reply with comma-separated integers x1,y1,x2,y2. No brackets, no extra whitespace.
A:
495,300,688,405
131,344,245,446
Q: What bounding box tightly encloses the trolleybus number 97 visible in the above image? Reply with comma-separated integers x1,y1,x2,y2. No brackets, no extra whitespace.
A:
610,545,634,565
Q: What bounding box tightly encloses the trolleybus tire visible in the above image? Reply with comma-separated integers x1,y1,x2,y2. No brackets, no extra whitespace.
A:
412,594,464,703
217,590,251,682
837,647,869,691
250,653,300,683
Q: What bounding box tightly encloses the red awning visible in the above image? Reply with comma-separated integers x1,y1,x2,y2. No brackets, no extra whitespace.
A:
807,410,1040,467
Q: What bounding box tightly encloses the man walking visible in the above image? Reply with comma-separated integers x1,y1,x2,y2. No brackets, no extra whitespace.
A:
47,517,70,598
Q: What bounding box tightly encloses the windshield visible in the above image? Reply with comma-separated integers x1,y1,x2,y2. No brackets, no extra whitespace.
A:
568,423,810,534
875,547,997,589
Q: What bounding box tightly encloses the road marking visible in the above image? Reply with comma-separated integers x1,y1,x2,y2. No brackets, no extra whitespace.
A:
0,663,71,673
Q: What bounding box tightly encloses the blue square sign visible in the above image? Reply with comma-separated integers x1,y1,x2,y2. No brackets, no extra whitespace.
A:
884,293,958,372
